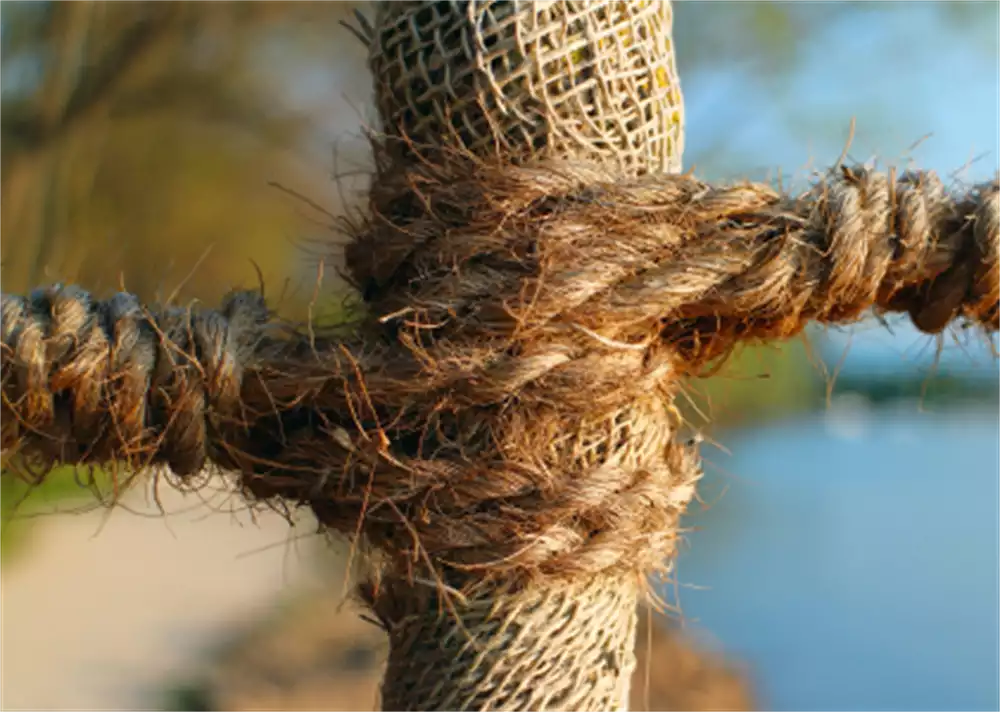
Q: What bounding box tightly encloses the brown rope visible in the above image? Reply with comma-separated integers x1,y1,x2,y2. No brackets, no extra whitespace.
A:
3,159,997,590
7,4,995,709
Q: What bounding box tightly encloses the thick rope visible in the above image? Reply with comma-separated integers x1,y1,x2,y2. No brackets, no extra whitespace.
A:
7,2,996,709
3,164,997,587
353,159,999,344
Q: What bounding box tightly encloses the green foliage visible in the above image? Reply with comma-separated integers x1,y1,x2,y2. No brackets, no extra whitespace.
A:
832,372,1000,408
672,3,846,79
673,2,997,85
159,682,214,712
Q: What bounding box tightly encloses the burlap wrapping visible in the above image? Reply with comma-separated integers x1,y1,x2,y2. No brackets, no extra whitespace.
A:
5,3,993,712
370,0,684,176
364,2,685,709
368,575,640,711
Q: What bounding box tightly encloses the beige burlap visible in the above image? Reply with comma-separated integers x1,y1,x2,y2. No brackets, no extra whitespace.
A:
369,0,684,176
1,1,996,711
363,3,686,708
368,575,641,712
367,4,683,706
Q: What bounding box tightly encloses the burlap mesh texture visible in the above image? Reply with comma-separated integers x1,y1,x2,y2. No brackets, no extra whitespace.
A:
369,574,640,712
364,11,689,705
3,163,997,705
370,0,684,176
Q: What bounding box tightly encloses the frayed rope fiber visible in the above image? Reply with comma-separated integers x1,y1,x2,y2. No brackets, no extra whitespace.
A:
7,2,998,708
3,160,997,587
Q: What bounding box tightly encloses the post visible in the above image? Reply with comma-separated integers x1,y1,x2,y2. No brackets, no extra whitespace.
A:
357,4,688,708
374,575,640,711
2,4,995,712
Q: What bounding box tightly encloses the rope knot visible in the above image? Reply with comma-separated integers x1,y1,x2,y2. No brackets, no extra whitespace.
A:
2,161,996,589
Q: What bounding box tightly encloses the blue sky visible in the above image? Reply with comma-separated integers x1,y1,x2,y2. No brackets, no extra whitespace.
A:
665,11,998,708
681,3,999,186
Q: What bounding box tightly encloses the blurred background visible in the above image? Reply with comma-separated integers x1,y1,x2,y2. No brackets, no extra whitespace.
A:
1,2,998,710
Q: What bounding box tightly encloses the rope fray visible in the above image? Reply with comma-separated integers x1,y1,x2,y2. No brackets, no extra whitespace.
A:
3,160,998,586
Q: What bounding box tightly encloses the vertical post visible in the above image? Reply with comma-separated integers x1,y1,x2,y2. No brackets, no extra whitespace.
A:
376,575,640,711
358,2,687,709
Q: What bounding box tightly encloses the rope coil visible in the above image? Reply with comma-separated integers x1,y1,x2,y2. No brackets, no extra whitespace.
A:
2,287,271,476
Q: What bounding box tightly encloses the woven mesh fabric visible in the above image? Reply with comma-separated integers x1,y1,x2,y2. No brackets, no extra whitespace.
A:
367,3,683,709
377,575,640,711
370,0,684,176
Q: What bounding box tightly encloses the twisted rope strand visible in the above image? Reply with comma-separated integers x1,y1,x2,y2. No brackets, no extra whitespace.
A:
3,163,997,585
354,161,998,343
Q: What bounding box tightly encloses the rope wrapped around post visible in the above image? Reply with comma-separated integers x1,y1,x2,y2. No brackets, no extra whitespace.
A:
2,1,998,710
0,164,1000,709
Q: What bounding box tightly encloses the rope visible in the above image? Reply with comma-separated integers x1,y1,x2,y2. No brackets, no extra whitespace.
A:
2,287,270,476
3,165,996,585
3,1,998,708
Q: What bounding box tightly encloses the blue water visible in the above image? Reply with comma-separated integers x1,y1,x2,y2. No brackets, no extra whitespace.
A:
814,316,999,382
673,407,1000,711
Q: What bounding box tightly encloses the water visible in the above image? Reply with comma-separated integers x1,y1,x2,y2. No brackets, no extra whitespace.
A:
673,406,1000,712
815,316,999,383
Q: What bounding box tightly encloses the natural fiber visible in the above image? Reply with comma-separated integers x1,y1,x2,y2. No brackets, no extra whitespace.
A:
2,3,999,708
369,0,684,175
3,162,997,586
366,573,639,711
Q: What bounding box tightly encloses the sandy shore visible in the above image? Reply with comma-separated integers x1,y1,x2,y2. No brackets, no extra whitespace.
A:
1,488,334,711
